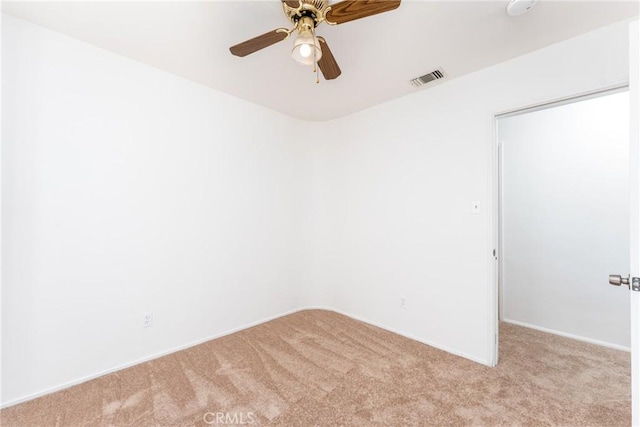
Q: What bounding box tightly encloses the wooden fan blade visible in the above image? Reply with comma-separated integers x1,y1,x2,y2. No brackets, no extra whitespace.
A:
325,0,401,25
317,37,342,80
230,29,289,57
282,0,300,7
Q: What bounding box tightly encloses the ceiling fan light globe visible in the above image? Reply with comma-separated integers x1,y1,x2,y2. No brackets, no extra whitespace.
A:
291,33,322,65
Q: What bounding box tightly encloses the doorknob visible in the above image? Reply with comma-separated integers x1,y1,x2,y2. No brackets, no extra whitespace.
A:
609,274,640,291
609,274,630,287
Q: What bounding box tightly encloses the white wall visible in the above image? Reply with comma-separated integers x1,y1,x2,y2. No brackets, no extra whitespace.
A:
307,18,633,364
1,14,312,405
2,12,636,407
500,92,630,349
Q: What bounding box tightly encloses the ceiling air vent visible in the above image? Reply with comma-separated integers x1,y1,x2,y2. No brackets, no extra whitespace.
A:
410,69,445,87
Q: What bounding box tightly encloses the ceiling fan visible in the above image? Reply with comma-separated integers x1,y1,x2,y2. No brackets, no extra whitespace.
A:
229,0,401,82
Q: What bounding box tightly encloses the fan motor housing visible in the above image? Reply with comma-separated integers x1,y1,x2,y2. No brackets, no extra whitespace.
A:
283,0,328,26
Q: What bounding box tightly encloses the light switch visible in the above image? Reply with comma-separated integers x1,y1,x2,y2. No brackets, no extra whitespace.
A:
471,201,481,214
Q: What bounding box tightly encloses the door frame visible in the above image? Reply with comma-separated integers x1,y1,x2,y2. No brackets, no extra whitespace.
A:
628,19,638,427
485,19,639,424
489,83,630,367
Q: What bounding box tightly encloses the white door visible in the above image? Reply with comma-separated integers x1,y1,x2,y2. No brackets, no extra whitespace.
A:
628,20,639,427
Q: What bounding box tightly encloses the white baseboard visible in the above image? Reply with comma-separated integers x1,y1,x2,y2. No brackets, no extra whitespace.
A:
1,306,491,409
501,318,631,352
302,306,491,366
0,307,310,409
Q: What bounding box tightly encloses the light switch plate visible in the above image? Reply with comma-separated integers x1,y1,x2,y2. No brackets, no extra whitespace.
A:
471,201,481,214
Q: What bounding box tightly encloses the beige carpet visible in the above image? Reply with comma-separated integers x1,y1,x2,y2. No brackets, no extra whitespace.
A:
1,309,630,426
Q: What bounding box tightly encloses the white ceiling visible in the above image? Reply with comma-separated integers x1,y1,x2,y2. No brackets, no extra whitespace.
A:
2,1,638,121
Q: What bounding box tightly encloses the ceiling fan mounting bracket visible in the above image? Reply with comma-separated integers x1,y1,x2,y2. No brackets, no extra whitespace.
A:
323,8,337,26
275,28,294,37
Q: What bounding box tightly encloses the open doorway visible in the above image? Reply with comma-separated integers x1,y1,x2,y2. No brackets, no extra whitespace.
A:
497,88,631,350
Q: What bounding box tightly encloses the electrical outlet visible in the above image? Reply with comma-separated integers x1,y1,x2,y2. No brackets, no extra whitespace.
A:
142,312,153,328
400,296,407,310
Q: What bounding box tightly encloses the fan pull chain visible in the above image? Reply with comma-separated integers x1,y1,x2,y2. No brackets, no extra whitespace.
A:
312,26,319,84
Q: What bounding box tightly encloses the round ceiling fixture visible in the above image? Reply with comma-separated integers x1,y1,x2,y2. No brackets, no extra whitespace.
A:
506,0,538,16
